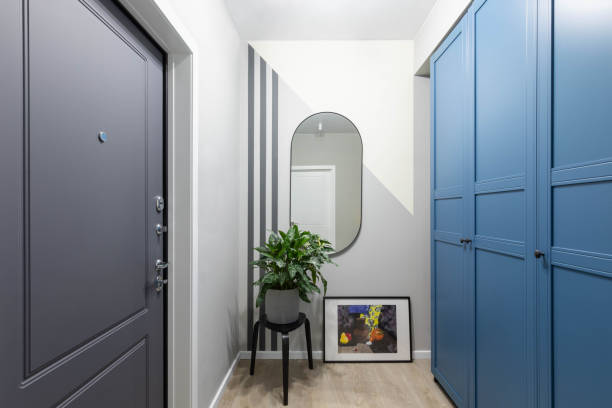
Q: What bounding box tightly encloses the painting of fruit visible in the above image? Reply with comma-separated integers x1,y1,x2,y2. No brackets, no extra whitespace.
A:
370,328,384,342
337,304,397,354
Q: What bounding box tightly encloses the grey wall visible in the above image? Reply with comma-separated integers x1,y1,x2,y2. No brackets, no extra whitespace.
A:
413,75,431,351
241,47,433,354
242,47,284,352
168,1,242,407
292,132,362,251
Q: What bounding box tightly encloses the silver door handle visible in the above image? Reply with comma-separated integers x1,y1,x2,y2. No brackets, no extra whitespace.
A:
155,259,169,270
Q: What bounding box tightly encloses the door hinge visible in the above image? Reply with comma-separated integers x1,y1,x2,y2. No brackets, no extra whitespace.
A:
154,196,165,212
154,224,168,236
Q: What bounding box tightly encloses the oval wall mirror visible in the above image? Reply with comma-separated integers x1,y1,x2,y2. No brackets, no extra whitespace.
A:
290,112,363,254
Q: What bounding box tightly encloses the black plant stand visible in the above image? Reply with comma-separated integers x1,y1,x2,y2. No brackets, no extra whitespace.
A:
250,313,313,406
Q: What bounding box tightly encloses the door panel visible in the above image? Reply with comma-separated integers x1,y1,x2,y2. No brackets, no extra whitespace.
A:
469,0,536,406
475,191,525,242
29,0,148,369
430,18,469,407
433,36,464,192
552,266,612,407
475,251,527,408
290,167,336,246
59,340,148,408
0,0,165,406
553,0,612,167
434,198,463,233
552,181,612,254
551,2,612,405
473,0,526,182
434,241,468,400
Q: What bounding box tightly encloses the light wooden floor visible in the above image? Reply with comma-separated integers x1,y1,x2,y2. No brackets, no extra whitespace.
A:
218,359,454,407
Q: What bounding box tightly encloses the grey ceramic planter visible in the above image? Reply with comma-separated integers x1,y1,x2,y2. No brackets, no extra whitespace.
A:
265,288,299,324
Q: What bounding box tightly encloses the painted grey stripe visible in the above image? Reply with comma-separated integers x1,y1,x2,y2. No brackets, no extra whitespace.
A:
272,71,278,233
259,57,267,350
270,71,279,351
247,45,254,351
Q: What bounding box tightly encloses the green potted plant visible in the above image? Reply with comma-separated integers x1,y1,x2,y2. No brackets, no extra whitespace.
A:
252,225,336,324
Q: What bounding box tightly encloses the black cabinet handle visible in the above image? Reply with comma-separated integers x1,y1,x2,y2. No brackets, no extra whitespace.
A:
460,238,472,244
534,249,544,258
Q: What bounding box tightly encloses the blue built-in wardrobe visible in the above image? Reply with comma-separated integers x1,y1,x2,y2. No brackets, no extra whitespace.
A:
430,0,612,407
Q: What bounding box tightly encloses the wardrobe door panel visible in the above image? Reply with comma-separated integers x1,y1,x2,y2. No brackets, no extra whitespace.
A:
475,191,525,242
552,181,612,255
473,0,526,182
434,36,466,191
431,18,470,407
551,2,612,405
552,266,612,408
553,0,612,167
434,241,468,398
435,198,463,233
475,251,528,408
470,0,537,406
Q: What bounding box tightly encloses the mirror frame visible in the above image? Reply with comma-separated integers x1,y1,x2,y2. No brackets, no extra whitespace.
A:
289,111,363,256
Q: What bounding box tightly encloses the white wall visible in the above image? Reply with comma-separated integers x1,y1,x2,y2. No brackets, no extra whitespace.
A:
413,0,471,75
159,1,242,407
242,41,434,353
252,41,415,214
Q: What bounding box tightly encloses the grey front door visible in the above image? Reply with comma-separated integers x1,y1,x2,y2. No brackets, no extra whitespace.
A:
1,0,166,406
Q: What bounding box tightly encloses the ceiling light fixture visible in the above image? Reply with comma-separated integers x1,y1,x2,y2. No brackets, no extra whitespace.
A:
317,121,324,137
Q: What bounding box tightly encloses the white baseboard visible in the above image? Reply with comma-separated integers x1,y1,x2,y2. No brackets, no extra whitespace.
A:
413,350,431,359
209,352,240,408
239,350,431,360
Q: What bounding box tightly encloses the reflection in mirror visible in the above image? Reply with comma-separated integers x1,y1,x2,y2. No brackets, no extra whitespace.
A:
290,112,363,254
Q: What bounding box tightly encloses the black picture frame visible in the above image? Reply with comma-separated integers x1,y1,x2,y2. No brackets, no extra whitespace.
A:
323,296,413,363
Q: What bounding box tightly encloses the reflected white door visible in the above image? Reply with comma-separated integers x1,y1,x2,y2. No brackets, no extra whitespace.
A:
291,165,336,248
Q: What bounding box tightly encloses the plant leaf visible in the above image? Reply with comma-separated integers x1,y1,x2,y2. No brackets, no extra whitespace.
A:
250,225,337,302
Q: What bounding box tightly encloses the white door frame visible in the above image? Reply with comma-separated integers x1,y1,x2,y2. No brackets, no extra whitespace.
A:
291,165,336,247
116,1,198,407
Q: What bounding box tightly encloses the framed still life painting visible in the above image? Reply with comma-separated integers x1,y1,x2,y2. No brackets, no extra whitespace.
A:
323,297,412,363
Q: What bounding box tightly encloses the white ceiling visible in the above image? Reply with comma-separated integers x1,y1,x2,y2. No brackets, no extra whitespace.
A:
225,0,437,40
